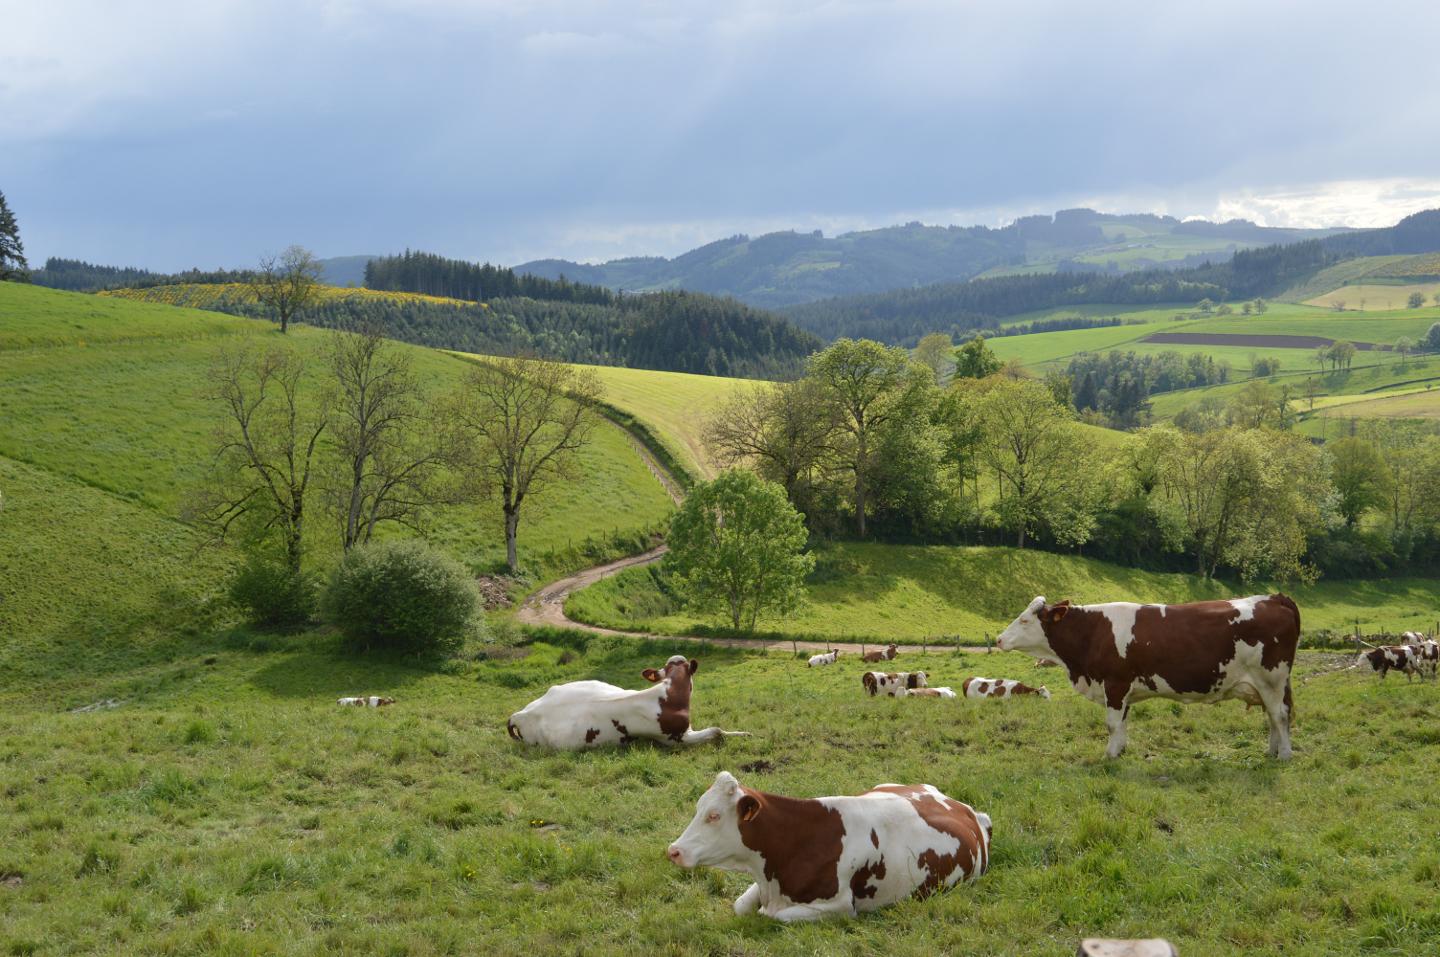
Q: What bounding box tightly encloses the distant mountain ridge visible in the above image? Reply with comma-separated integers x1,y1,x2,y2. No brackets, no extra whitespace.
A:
513,209,1351,308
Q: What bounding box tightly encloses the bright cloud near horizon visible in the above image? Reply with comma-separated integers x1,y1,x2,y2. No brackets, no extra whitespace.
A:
4,0,1440,271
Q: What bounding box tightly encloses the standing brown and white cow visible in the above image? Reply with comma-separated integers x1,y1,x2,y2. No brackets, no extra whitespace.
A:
1360,645,1423,681
997,594,1300,759
667,771,990,922
506,655,748,749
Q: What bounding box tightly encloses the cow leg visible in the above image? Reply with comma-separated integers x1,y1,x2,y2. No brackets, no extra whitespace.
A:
733,883,761,916
680,727,751,745
768,894,855,923
1259,680,1293,760
1104,704,1129,759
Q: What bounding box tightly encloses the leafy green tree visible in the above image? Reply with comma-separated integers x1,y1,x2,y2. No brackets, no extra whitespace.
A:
666,470,814,631
1215,303,1233,316
1394,336,1416,369
975,378,1099,548
1142,426,1329,580
952,334,1002,380
250,245,322,334
704,378,840,516
1331,340,1357,371
0,189,28,282
1427,322,1440,352
1327,437,1392,527
1408,291,1426,309
808,338,918,537
914,332,954,384
1197,298,1214,314
1228,379,1283,429
1253,298,1268,314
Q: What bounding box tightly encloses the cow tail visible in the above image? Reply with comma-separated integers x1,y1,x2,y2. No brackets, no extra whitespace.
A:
1284,680,1295,730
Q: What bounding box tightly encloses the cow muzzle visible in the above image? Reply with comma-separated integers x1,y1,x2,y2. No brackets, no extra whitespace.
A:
667,844,688,867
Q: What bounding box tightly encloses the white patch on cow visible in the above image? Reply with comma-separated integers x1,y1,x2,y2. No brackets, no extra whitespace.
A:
1228,595,1266,622
1099,603,1143,658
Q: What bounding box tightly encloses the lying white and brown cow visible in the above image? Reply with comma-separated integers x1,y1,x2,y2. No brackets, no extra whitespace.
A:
862,671,928,697
506,655,748,750
337,696,395,707
997,594,1300,760
667,771,990,922
1361,645,1423,681
808,650,841,667
860,644,899,664
961,677,1050,700
902,687,956,699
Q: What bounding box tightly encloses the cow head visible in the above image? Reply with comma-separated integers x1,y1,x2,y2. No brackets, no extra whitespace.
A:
885,643,898,659
907,671,928,689
643,655,698,683
862,672,879,696
668,771,760,870
997,596,1067,656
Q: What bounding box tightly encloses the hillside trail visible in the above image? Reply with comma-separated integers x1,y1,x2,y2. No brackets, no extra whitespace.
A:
515,421,994,656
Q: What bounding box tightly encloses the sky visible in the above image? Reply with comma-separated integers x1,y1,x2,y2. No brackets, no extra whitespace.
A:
4,0,1440,271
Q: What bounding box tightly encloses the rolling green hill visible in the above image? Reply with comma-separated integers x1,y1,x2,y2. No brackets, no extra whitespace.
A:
569,542,1439,640
0,282,676,582
516,210,1345,309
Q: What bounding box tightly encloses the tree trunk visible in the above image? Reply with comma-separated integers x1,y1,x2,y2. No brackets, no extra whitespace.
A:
1017,526,1026,549
855,431,867,538
504,506,520,572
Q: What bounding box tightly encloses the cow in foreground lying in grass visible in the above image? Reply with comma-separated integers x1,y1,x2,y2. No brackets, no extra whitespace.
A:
667,771,990,922
1361,645,1423,681
808,650,841,667
506,655,749,749
861,671,928,697
902,687,956,698
997,594,1300,759
961,677,1050,700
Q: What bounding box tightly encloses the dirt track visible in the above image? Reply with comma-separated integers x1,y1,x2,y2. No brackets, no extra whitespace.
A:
514,545,992,656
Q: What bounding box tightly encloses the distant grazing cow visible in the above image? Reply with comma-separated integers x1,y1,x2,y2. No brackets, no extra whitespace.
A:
861,644,899,664
1417,639,1440,679
507,655,748,749
338,696,395,707
862,671,928,697
667,770,990,922
808,650,841,667
961,677,1050,700
1361,645,1423,682
997,594,1300,759
902,687,956,699
1401,631,1427,645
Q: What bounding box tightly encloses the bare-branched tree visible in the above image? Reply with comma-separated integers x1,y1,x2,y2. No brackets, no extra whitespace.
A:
326,327,450,551
190,347,329,574
250,245,321,334
448,356,603,572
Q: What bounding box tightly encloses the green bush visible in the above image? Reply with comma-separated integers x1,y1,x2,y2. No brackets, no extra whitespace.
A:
228,554,315,628
322,540,483,653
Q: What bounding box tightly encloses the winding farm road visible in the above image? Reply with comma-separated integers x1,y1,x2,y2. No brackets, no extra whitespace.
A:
515,415,993,655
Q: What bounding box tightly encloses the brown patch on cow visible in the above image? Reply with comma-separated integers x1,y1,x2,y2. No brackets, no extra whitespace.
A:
584,727,601,744
736,788,847,904
861,651,884,663
906,673,924,689
1010,682,1046,697
961,678,976,696
850,856,886,900
862,673,879,696
656,657,697,741
987,683,1007,697
870,828,880,848
611,719,634,744
1041,595,1300,709
870,785,988,898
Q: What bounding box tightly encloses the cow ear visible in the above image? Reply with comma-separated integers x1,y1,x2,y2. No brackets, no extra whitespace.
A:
688,658,699,675
641,668,661,683
1048,601,1071,622
737,794,761,822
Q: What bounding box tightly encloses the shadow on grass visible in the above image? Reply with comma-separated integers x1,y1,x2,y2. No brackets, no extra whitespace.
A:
245,641,440,699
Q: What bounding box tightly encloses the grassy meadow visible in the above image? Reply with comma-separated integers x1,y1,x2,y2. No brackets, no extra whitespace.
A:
0,283,675,578
567,542,1440,642
3,630,1438,956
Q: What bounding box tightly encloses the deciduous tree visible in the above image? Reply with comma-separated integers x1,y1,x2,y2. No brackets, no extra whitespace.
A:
448,355,602,572
250,245,322,334
666,470,814,631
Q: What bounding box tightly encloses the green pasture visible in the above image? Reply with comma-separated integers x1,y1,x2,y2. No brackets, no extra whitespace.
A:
1149,358,1440,420
0,283,675,578
3,628,1437,956
1306,283,1440,312
567,542,1440,641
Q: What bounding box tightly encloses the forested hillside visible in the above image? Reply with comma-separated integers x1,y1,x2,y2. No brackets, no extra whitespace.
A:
784,210,1440,344
514,209,1347,308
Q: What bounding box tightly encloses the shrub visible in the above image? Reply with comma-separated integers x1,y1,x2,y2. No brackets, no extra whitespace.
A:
228,554,315,628
322,540,483,652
